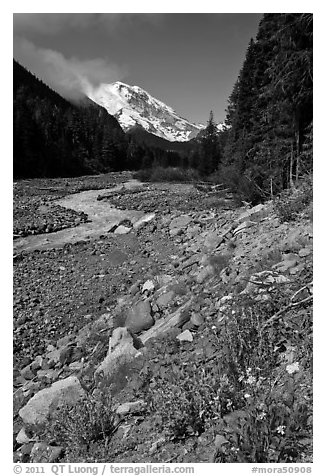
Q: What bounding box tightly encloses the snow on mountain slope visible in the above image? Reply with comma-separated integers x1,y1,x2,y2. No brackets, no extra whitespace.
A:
86,81,204,142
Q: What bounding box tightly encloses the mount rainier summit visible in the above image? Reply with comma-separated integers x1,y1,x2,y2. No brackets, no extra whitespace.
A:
86,81,204,142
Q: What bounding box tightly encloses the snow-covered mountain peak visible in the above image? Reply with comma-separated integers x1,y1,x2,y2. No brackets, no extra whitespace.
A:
86,81,204,142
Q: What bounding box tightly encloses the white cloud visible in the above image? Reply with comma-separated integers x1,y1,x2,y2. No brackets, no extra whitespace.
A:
13,37,126,99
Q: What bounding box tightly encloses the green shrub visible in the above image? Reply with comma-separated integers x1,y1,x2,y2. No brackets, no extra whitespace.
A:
210,290,312,463
42,390,116,461
133,167,200,183
209,165,268,205
274,175,313,223
138,282,312,462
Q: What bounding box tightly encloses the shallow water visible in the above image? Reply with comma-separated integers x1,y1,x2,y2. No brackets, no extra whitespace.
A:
13,180,147,254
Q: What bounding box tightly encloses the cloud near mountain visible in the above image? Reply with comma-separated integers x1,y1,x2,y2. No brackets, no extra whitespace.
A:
13,37,126,100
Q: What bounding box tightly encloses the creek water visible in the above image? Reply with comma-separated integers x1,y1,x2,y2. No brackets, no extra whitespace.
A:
13,180,148,254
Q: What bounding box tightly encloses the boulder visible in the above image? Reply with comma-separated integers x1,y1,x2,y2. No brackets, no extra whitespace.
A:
19,376,85,427
125,299,154,334
94,327,141,381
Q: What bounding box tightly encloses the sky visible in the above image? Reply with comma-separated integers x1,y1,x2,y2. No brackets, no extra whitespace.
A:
13,13,262,124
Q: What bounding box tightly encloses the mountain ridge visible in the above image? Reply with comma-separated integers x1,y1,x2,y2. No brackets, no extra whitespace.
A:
86,81,205,142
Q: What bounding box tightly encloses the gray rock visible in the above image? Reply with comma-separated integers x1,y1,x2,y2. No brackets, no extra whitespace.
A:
170,214,192,230
30,356,44,371
46,344,75,367
237,203,271,223
36,369,57,382
289,263,306,275
190,312,205,327
94,327,141,381
115,400,145,418
114,225,132,235
204,230,221,249
156,291,175,308
196,265,214,284
133,213,156,230
20,365,35,380
273,259,298,272
142,280,155,293
125,299,154,334
176,329,193,342
129,281,141,295
299,247,312,258
19,376,85,427
30,442,63,463
16,427,32,445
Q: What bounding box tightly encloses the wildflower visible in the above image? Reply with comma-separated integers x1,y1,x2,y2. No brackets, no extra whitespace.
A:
211,325,217,330
276,425,286,435
246,375,256,385
257,411,267,421
244,393,251,399
286,362,300,375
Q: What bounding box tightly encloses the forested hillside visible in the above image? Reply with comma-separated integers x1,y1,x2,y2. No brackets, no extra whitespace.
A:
218,13,313,202
13,13,313,191
13,60,127,178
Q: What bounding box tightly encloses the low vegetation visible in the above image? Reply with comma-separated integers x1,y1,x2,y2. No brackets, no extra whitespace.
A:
42,391,116,462
273,175,313,223
133,166,201,183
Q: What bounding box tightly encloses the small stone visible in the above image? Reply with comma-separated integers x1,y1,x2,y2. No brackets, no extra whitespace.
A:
69,361,84,371
289,263,305,275
190,313,204,327
272,259,298,272
116,400,145,418
176,329,193,342
20,365,35,380
172,215,192,228
142,280,155,293
299,247,312,258
133,213,156,230
114,225,131,235
156,291,175,308
30,442,63,463
125,300,154,334
16,427,31,444
30,356,43,371
129,281,141,295
196,265,214,284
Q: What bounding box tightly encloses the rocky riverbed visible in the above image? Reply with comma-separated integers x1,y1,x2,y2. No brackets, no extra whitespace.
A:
13,173,313,463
